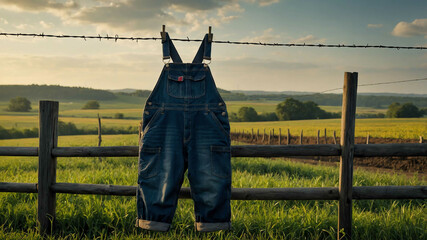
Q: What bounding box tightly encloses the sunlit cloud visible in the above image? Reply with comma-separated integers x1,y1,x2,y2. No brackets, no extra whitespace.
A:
293,34,326,44
244,0,280,7
241,28,282,42
392,18,427,38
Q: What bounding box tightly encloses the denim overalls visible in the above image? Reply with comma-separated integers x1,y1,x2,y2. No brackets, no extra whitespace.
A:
136,32,231,232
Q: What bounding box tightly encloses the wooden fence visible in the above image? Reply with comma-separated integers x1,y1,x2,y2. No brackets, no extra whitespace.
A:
0,72,426,239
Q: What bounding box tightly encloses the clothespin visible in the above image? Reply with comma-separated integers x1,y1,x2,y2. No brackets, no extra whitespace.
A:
208,26,213,42
161,25,167,42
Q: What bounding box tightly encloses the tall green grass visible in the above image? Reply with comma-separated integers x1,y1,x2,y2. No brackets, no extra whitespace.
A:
0,135,425,239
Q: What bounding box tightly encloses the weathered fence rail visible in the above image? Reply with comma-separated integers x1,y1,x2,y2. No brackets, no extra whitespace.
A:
2,143,425,157
0,72,426,239
1,182,425,200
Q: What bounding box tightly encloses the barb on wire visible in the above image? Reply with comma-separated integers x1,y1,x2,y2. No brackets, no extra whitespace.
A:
0,32,426,50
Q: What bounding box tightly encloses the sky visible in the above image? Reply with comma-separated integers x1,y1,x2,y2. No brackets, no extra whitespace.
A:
0,0,426,94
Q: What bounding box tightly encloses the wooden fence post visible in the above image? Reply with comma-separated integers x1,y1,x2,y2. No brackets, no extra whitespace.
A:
287,129,290,145
333,131,337,145
366,133,370,144
278,128,281,145
317,130,320,144
262,128,266,143
300,130,303,144
324,128,327,144
97,114,102,162
338,72,358,240
420,136,423,143
38,101,59,235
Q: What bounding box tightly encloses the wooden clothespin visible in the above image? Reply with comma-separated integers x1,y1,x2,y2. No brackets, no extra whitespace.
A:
161,25,167,42
208,26,213,42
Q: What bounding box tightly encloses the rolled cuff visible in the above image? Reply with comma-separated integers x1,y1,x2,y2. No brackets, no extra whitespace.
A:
195,222,231,232
135,219,170,232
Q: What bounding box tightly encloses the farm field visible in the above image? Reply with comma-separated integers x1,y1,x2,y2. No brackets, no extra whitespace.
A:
230,118,427,139
0,135,425,239
0,99,386,117
1,114,425,139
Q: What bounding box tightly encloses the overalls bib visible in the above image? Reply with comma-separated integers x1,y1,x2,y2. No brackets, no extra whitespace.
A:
136,32,231,232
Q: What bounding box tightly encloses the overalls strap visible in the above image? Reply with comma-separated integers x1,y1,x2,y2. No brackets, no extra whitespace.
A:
192,34,212,63
162,32,183,63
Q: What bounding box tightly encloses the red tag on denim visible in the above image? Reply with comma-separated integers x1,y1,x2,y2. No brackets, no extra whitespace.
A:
178,76,184,82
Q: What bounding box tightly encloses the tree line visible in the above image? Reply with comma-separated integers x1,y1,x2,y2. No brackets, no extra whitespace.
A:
230,98,341,122
2,85,427,109
230,98,425,122
0,85,116,101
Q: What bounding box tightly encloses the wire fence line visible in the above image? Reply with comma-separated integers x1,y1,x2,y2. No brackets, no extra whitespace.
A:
1,32,426,50
302,77,427,96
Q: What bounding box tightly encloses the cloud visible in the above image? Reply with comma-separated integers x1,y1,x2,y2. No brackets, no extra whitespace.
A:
367,24,383,29
241,28,282,43
71,0,243,33
392,18,427,38
0,0,78,12
244,0,279,7
40,20,54,29
0,17,8,24
293,34,326,44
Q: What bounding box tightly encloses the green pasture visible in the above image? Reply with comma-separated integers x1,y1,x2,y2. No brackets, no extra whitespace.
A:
0,135,425,239
0,98,386,117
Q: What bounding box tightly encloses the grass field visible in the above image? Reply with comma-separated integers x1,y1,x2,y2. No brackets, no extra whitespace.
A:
0,135,426,239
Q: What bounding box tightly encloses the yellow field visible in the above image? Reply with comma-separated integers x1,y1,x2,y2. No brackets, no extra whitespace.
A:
1,112,425,139
231,118,426,139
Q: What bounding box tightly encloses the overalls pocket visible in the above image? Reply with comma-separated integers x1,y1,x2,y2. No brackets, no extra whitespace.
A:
142,108,162,134
210,145,231,178
209,110,230,138
138,147,161,180
167,71,206,98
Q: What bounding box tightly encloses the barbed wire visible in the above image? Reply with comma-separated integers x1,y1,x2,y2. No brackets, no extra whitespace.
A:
292,77,427,97
318,77,427,94
0,32,426,50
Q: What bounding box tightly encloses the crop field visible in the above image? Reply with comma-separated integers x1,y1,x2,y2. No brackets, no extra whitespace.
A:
230,118,427,139
1,113,425,139
0,135,425,239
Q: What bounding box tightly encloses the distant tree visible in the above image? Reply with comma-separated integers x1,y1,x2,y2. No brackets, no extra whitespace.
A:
259,112,279,121
58,121,80,135
396,103,422,118
276,98,305,120
276,98,339,120
82,100,100,109
114,113,124,119
420,108,427,116
386,102,422,118
228,112,240,122
386,102,401,118
6,97,32,112
238,107,259,121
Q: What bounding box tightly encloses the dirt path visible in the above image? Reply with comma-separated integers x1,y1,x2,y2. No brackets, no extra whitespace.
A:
232,134,426,177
